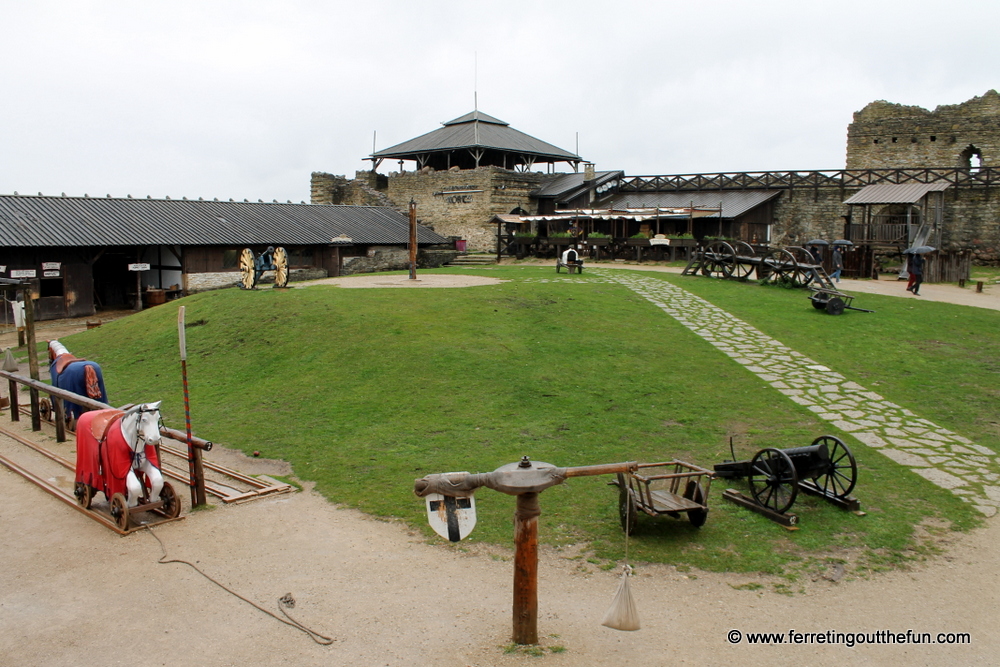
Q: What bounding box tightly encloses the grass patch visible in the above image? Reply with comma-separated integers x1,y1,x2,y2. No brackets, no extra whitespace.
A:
56,266,994,576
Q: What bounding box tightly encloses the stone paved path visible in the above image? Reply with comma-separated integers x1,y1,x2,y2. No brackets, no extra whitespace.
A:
597,270,1000,516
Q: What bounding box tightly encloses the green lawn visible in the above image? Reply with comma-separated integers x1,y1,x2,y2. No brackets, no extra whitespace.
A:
53,266,996,577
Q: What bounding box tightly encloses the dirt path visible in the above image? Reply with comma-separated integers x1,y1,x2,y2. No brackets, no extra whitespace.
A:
1,272,997,666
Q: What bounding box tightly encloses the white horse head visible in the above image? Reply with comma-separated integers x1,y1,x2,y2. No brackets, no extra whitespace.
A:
48,339,69,361
120,401,164,506
121,401,162,452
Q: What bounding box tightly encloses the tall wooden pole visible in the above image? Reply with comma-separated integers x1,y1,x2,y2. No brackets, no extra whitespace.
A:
23,286,41,432
512,492,540,645
409,200,417,280
178,307,206,507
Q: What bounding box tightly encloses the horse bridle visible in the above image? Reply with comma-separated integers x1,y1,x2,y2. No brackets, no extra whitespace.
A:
127,405,162,467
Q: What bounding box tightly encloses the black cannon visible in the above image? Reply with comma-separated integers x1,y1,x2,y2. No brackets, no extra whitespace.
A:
714,435,857,515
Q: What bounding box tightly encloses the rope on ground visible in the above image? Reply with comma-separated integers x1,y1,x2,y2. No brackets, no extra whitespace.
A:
144,526,335,645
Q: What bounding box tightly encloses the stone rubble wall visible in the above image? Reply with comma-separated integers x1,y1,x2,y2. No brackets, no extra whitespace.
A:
384,167,547,252
185,268,327,293
847,90,1000,169
340,247,459,276
768,187,1000,264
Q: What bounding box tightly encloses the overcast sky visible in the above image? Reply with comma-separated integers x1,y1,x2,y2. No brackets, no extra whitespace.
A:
2,1,997,204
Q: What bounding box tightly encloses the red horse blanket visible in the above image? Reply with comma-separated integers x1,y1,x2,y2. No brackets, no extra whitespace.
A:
76,409,159,501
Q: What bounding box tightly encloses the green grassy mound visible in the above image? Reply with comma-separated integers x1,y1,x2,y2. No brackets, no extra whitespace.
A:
57,266,995,576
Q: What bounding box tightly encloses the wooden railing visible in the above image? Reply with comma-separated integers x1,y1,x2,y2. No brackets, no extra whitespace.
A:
618,167,998,192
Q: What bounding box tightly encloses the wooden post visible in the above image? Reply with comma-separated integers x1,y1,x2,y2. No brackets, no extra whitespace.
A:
23,287,41,432
178,307,207,507
408,200,417,280
8,380,18,421
53,397,66,442
512,492,540,645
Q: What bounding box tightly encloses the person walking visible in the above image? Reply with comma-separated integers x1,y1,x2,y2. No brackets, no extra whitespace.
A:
831,247,843,283
907,253,924,296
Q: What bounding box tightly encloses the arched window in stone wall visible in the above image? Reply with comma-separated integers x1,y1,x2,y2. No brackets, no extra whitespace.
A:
960,145,983,172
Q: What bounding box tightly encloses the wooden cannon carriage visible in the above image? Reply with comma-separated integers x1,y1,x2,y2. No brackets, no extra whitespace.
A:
685,242,873,314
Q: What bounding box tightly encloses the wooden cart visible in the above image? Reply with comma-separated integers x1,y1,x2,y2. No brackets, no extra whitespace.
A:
611,460,713,534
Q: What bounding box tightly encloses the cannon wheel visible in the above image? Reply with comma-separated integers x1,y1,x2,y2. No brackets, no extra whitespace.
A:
616,473,637,535
758,248,798,285
238,248,256,289
825,297,846,315
74,482,93,510
159,481,182,519
272,247,289,288
110,492,130,531
702,241,735,279
683,480,708,528
811,435,857,498
728,241,757,280
748,448,798,514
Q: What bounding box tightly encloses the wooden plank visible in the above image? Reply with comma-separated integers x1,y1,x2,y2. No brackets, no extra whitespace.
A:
648,489,701,513
722,488,798,527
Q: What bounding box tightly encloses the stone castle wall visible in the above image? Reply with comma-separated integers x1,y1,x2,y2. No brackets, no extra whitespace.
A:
311,167,547,252
767,187,1000,263
847,90,1000,169
384,167,547,251
310,172,396,208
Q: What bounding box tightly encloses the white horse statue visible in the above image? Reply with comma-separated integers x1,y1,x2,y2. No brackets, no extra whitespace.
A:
119,402,165,507
75,402,172,520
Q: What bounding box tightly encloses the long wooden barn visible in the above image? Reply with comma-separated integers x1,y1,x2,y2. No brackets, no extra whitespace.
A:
0,194,449,320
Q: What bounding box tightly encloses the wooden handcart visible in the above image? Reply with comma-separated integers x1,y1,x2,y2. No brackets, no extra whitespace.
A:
611,460,713,534
808,287,875,315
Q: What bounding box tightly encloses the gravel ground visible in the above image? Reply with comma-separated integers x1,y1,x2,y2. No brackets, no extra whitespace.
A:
1,271,997,666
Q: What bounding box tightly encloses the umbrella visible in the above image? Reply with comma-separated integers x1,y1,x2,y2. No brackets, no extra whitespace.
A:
904,246,936,254
805,239,830,246
832,239,854,246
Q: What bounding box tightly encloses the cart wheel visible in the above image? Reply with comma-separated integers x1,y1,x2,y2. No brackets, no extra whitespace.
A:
811,297,827,310
159,482,182,519
825,297,845,315
616,473,637,536
811,435,857,499
273,247,289,288
684,480,709,528
74,482,93,510
238,248,256,290
748,448,798,514
110,492,130,531
729,241,757,280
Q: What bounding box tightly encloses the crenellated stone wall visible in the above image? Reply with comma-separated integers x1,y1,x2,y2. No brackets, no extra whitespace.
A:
847,90,1000,169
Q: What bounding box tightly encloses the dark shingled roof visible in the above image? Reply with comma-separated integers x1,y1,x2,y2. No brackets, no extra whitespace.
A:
372,110,580,163
0,195,448,247
604,190,783,218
